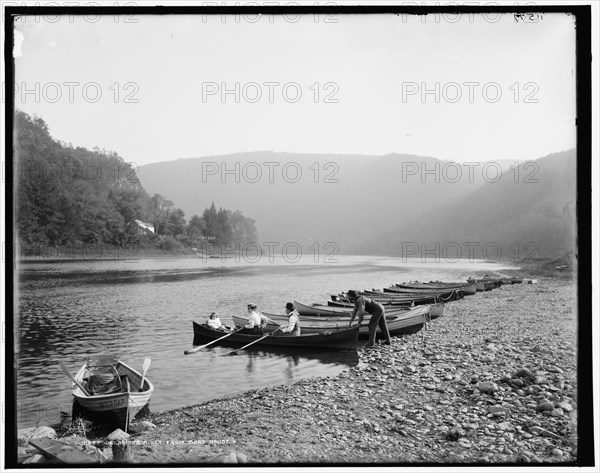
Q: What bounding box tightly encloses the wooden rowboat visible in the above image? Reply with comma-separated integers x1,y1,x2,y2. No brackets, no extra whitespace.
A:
473,276,503,290
383,287,464,301
233,304,429,338
361,291,441,305
332,292,431,305
328,299,413,308
192,322,359,350
261,310,408,324
499,277,523,284
382,286,463,299
474,279,498,291
396,281,477,296
294,301,412,318
71,355,153,422
328,299,444,318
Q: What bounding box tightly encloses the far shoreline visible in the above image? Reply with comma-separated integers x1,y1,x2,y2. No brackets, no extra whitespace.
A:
15,250,575,279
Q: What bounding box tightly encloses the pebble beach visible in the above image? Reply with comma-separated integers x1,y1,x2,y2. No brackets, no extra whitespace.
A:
17,277,582,465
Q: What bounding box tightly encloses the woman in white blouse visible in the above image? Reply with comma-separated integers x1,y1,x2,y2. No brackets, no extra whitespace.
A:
241,303,269,334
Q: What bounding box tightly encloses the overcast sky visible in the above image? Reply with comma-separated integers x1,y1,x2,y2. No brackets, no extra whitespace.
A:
13,10,576,165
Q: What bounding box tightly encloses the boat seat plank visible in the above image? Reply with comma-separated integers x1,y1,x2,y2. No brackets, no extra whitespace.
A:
29,437,99,464
120,375,131,393
86,354,120,367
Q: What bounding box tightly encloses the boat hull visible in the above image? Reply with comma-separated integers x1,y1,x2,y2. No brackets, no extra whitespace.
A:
397,282,477,296
193,322,359,350
328,299,414,308
233,308,426,338
362,291,440,305
383,286,461,297
499,277,523,284
262,311,399,323
474,278,503,290
294,301,414,318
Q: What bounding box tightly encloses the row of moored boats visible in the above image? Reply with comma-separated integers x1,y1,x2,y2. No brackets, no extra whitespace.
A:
190,275,523,351
60,275,522,433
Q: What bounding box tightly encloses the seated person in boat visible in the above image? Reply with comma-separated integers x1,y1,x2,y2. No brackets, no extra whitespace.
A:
278,302,301,336
206,312,231,331
347,289,391,349
238,303,269,335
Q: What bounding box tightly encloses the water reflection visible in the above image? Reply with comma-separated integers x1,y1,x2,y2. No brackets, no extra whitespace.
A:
191,333,359,369
19,266,247,286
19,310,139,356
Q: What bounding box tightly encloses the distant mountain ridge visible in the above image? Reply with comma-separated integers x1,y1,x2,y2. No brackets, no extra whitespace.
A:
374,150,576,259
137,149,577,259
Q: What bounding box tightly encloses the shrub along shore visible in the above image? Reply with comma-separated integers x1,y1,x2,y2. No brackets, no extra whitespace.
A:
18,276,580,465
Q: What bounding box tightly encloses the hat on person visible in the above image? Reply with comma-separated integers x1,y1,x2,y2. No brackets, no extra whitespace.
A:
247,303,257,310
286,302,295,310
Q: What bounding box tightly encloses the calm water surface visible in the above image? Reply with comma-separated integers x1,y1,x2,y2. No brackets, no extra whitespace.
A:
16,255,516,427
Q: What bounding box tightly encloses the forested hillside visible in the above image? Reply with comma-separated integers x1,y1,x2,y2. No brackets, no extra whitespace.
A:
14,111,257,255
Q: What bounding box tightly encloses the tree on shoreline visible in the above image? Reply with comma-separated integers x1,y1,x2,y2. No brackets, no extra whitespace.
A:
187,203,257,247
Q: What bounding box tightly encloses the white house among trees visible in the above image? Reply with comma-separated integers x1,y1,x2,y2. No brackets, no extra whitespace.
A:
135,220,155,234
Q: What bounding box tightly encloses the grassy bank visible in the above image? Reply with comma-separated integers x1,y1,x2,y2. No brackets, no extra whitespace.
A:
513,251,577,280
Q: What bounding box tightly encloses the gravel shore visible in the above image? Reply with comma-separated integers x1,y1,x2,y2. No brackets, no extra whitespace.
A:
131,277,579,465
18,277,581,465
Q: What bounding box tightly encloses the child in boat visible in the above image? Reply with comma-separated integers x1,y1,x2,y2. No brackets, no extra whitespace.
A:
278,302,301,336
206,312,231,331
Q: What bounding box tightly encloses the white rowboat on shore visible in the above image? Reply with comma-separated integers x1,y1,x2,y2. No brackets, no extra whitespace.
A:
71,355,153,421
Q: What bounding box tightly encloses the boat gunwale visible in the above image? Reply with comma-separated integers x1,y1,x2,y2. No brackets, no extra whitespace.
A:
72,360,154,401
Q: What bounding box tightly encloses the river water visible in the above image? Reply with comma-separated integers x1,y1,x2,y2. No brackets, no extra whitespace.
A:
15,255,517,428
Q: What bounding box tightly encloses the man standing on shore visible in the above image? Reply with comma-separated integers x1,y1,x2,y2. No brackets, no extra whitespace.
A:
347,290,391,348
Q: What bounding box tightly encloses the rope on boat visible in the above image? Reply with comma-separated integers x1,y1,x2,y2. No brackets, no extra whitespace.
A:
440,290,455,303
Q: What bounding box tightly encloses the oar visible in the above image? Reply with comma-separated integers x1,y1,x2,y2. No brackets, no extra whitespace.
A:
228,328,282,356
60,362,90,396
184,328,240,355
139,357,151,392
123,375,131,432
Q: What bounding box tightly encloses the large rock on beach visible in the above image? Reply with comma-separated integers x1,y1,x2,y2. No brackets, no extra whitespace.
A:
535,401,554,412
129,421,157,433
477,382,498,393
17,426,57,447
107,428,130,441
212,451,242,463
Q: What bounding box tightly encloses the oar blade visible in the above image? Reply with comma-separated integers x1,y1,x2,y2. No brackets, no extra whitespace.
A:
139,358,151,392
60,362,90,396
184,328,240,355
